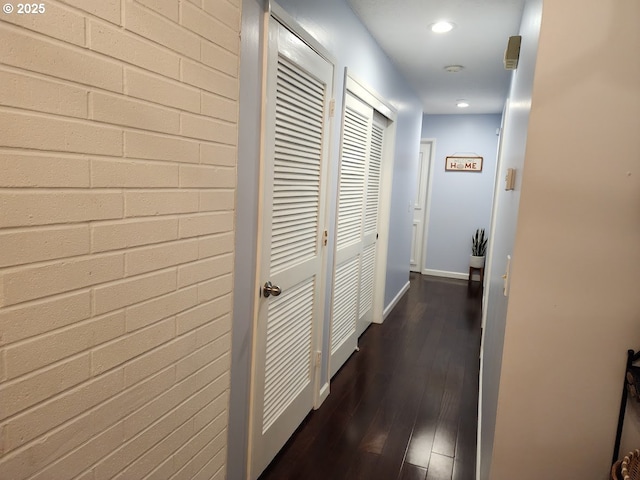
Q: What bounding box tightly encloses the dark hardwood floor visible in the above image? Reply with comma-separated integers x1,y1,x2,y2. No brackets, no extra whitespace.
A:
258,274,483,480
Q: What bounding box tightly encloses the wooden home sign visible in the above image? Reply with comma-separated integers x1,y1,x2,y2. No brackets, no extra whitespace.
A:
445,156,483,172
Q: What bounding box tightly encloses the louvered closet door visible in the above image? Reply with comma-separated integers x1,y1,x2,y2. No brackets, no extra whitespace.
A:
330,93,386,378
250,19,333,480
357,112,386,336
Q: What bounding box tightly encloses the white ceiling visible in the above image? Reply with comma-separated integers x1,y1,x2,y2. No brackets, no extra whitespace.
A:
347,0,526,114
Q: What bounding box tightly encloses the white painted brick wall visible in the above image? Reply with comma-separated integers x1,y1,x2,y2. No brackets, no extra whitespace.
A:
0,0,239,477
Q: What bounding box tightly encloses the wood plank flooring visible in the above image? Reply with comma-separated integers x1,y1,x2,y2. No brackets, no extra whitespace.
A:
258,274,483,480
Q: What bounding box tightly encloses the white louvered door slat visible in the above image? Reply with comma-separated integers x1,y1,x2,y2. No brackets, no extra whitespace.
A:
336,106,368,250
358,243,376,320
263,278,314,431
250,18,333,480
365,120,384,235
269,54,322,274
331,257,360,355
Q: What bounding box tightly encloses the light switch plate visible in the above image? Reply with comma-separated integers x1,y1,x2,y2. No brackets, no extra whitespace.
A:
505,168,516,190
503,254,512,296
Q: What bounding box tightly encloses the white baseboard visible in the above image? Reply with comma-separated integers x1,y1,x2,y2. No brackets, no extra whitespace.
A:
382,280,410,321
422,268,471,280
315,382,330,409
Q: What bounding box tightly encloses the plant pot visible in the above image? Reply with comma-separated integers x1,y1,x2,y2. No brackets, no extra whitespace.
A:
469,255,485,268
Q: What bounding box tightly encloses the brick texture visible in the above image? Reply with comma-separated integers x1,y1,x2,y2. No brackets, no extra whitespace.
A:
0,0,239,477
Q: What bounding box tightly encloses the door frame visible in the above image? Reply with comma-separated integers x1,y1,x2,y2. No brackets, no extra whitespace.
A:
328,71,397,345
247,2,336,478
418,138,436,275
326,72,397,379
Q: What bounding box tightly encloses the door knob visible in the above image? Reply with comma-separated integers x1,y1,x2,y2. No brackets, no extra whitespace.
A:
263,281,282,298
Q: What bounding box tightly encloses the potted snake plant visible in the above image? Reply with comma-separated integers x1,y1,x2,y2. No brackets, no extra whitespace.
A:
470,228,488,268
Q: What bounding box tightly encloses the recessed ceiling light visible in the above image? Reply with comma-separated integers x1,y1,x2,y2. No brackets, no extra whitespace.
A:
431,21,454,33
457,100,470,108
444,65,464,73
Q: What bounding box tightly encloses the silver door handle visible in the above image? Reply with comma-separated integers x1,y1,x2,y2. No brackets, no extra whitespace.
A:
263,281,282,298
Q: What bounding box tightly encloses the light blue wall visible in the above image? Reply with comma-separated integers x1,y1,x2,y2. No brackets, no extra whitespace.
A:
227,1,263,479
478,0,542,478
421,114,501,275
277,0,423,309
229,1,423,477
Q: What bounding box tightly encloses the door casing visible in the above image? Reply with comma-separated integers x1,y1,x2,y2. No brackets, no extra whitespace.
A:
326,73,398,378
411,139,436,274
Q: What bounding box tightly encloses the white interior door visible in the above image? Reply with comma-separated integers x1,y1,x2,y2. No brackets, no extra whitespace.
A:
410,141,432,273
330,92,386,378
249,18,333,480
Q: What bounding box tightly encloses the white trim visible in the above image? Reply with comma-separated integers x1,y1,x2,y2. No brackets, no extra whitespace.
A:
476,99,509,480
345,73,397,121
419,138,436,273
313,51,336,413
422,269,469,281
269,1,336,65
481,100,509,331
382,280,410,320
246,7,271,476
477,330,485,480
315,382,330,409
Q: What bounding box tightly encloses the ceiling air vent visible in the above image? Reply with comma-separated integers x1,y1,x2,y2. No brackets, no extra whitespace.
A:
504,35,522,70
